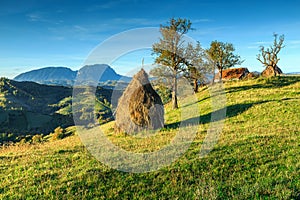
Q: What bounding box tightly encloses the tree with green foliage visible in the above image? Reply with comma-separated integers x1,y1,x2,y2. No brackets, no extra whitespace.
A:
206,41,243,82
183,42,211,92
257,33,285,77
151,42,207,94
152,18,205,109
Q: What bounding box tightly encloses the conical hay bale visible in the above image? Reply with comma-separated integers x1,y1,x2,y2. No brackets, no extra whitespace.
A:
115,69,164,133
129,83,163,127
262,65,283,77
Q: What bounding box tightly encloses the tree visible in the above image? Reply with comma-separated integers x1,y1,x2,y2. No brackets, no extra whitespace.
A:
152,18,200,109
206,41,243,82
257,33,285,77
183,42,209,92
152,42,207,94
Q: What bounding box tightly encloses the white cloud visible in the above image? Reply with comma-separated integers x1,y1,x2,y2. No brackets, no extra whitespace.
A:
287,40,300,49
193,18,214,23
26,12,63,25
248,40,300,49
246,41,272,49
27,13,43,22
288,40,300,44
73,25,88,32
110,17,163,26
86,0,130,11
247,46,259,49
46,17,164,43
254,41,272,45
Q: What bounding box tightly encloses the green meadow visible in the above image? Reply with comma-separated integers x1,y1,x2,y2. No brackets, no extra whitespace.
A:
0,76,299,199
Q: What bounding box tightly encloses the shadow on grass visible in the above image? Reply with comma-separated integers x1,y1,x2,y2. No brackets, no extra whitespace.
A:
180,96,211,109
164,100,277,129
164,76,300,130
182,77,299,112
226,76,300,94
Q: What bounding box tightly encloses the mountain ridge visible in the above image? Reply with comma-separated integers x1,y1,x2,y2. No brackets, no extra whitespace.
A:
14,64,131,86
14,67,77,86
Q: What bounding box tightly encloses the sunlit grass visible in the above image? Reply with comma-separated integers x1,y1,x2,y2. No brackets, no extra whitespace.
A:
0,76,299,199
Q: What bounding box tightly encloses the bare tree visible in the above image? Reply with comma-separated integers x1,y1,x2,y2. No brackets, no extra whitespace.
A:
257,33,285,77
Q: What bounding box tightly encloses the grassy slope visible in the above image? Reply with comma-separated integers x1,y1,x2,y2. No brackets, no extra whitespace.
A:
0,76,299,199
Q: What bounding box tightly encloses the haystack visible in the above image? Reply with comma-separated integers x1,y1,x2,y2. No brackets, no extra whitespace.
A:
223,68,249,80
115,69,164,133
215,68,249,81
261,66,283,77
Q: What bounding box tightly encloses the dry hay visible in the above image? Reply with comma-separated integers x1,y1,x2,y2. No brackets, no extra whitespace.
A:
115,69,164,134
261,65,283,77
215,68,249,81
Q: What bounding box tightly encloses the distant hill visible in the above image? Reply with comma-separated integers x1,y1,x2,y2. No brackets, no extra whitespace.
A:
0,77,74,139
0,77,120,143
14,64,131,86
285,72,300,75
14,67,77,86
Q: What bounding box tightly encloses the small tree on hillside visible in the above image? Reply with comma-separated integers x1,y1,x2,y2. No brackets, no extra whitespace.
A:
257,33,285,77
183,42,209,92
206,41,243,82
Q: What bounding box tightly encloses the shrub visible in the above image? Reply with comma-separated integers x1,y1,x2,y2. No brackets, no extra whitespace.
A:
154,84,172,104
19,138,27,144
32,134,43,143
51,126,65,141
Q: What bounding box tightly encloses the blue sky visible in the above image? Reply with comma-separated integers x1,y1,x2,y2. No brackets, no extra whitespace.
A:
0,0,300,78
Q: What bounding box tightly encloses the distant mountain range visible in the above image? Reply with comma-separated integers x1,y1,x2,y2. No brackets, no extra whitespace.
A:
14,64,131,86
285,72,300,75
14,67,76,86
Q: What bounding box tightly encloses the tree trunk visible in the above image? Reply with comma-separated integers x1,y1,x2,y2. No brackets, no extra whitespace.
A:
219,68,223,82
172,75,178,109
273,65,277,77
193,79,198,93
211,66,216,85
